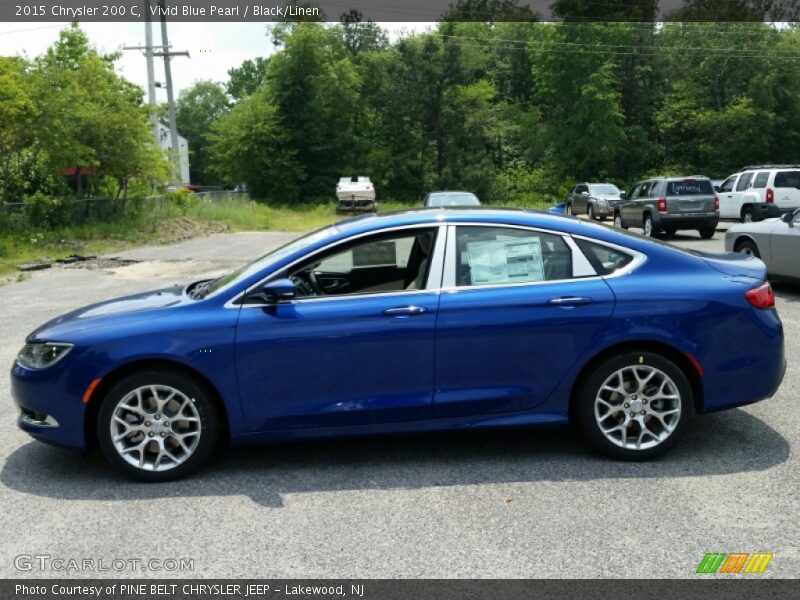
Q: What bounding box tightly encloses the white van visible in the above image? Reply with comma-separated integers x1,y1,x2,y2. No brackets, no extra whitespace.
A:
717,165,800,222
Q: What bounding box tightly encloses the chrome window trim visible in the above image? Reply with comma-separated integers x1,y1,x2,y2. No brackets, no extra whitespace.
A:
440,222,600,290
227,223,448,308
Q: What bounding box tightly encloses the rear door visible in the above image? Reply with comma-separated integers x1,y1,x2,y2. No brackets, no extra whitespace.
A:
773,170,800,212
665,178,716,215
432,224,615,418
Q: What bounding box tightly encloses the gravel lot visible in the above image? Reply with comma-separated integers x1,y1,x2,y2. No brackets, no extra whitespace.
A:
1,223,798,579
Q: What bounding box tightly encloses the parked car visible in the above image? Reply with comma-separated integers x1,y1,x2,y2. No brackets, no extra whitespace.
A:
717,165,800,222
423,191,481,207
13,209,785,481
725,208,800,281
565,182,623,221
613,176,719,239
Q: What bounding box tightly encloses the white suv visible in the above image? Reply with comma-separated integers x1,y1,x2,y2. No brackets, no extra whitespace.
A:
717,165,800,222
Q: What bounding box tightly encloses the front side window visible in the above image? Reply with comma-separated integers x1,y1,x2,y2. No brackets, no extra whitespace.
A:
736,172,754,191
454,226,573,287
288,229,438,298
719,176,736,193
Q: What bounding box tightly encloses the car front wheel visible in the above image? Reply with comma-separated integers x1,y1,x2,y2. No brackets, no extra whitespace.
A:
575,352,692,460
613,213,627,229
97,370,220,481
587,205,596,220
735,239,761,258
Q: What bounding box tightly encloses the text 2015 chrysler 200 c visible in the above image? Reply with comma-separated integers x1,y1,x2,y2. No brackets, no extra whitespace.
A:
12,209,785,481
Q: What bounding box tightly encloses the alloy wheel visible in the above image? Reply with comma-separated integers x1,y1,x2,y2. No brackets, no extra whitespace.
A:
110,384,202,472
594,365,682,450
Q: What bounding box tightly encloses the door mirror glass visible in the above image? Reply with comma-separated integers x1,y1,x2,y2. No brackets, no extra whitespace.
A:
248,278,295,304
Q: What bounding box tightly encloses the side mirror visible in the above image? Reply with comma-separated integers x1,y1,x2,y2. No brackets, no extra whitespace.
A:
619,191,627,200
781,212,794,226
713,185,720,192
246,278,295,304
581,191,589,196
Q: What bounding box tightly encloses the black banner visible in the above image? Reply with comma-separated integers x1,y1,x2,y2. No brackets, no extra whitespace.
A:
2,1,799,23
4,580,800,600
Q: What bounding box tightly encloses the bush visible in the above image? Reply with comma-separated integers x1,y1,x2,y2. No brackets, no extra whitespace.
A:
164,187,198,213
23,193,70,229
489,164,573,207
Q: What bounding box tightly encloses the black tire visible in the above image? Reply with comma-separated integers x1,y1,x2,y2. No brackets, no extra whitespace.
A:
574,352,693,461
565,203,572,215
642,214,655,237
613,212,627,229
587,205,596,221
741,206,754,223
663,227,676,237
699,227,715,239
735,238,761,258
97,370,220,482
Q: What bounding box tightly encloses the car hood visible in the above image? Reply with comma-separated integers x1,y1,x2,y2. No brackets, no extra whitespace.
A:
697,251,767,281
27,285,186,342
728,218,781,234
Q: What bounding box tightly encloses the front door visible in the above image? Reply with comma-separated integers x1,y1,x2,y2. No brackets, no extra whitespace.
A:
235,226,444,431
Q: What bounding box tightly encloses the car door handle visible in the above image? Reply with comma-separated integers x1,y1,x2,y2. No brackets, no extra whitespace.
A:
382,306,427,316
547,296,593,306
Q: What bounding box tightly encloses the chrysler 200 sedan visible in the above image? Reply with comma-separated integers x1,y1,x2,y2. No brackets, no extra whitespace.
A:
12,209,786,481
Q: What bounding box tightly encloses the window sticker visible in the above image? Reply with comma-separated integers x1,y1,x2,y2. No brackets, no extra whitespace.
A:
467,236,545,284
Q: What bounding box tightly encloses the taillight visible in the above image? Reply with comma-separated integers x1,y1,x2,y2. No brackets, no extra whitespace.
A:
745,282,775,309
714,193,719,211
766,188,774,203
656,197,667,212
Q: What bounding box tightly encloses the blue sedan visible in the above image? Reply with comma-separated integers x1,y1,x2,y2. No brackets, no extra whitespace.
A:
11,209,786,481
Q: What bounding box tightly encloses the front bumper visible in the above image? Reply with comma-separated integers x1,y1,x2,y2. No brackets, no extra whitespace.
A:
11,360,91,451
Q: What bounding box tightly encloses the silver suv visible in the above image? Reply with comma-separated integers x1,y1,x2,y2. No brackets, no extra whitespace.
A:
565,182,623,221
717,165,800,222
613,176,719,238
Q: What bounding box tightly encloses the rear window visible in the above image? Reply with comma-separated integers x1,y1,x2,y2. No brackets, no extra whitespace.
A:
666,179,713,196
774,171,800,188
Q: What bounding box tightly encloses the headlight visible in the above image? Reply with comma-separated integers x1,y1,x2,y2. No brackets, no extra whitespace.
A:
16,343,73,370
597,199,608,206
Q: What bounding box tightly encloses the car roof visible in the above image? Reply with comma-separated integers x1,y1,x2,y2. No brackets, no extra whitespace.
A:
426,190,477,195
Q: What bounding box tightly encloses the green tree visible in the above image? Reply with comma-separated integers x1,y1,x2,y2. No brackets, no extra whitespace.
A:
226,57,270,101
176,80,230,185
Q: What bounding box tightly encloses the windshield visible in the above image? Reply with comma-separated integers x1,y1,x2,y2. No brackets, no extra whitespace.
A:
589,184,620,196
200,225,339,297
427,193,480,207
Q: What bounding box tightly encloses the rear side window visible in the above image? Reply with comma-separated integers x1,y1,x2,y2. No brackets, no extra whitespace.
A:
736,172,754,191
774,170,800,188
752,172,769,189
455,226,573,286
666,179,714,195
575,240,634,276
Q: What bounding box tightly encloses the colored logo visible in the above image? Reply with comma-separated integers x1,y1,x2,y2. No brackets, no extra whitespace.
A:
696,552,773,574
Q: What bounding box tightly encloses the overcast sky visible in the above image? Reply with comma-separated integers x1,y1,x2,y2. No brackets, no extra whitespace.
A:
0,21,431,96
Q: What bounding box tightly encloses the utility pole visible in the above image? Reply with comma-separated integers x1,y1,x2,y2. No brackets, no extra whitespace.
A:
123,1,189,185
159,0,182,185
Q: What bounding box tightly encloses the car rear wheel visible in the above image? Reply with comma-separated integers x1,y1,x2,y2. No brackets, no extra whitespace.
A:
97,370,220,482
735,239,761,258
613,212,626,229
575,352,692,460
642,215,655,237
741,206,754,223
699,228,715,239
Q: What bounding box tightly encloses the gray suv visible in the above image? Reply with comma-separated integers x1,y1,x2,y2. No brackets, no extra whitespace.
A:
565,182,623,221
614,176,719,239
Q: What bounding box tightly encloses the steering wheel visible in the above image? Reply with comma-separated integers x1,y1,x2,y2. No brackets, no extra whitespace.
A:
307,270,323,295
290,275,315,297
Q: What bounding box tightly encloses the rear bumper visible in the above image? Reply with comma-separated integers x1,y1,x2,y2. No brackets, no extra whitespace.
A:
755,204,781,220
657,214,719,230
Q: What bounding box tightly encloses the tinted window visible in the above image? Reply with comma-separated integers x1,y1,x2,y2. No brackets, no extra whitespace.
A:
719,176,736,193
629,184,643,199
648,181,662,197
774,170,800,188
455,227,572,286
575,239,634,275
736,172,754,191
666,179,714,195
752,171,769,189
